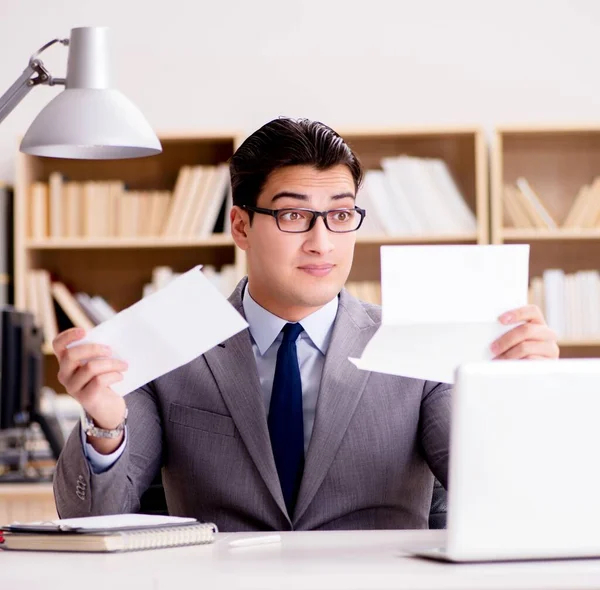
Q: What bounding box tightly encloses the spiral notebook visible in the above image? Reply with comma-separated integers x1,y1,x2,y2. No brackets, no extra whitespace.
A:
0,513,218,553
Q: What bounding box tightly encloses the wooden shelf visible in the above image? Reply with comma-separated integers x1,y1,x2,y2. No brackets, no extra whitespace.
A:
491,126,600,360
356,233,479,245
559,339,600,347
25,235,235,250
502,228,600,241
341,126,488,246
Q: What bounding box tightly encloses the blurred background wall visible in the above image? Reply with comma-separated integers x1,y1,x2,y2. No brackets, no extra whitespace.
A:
0,0,598,181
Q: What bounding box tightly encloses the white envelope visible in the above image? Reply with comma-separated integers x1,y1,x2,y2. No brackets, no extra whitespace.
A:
68,265,248,395
349,244,530,383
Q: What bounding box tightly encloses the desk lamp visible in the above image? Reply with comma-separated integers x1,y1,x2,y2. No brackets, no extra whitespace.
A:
0,26,161,159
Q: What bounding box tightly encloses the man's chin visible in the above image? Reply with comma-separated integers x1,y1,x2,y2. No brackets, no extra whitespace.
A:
291,276,343,307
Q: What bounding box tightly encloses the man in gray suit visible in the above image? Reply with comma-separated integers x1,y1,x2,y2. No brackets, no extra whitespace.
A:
52,118,559,531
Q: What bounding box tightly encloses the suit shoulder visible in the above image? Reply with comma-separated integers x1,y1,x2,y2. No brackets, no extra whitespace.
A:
357,298,382,326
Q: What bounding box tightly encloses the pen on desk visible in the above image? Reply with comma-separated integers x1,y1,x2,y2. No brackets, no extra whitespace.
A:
228,534,281,548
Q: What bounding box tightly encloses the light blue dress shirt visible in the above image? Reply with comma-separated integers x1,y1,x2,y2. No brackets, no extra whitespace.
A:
84,287,339,473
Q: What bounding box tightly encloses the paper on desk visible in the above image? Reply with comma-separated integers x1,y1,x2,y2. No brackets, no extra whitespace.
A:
349,245,529,383
67,265,248,396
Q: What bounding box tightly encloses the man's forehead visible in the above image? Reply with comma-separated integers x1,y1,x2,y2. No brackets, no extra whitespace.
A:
264,165,355,192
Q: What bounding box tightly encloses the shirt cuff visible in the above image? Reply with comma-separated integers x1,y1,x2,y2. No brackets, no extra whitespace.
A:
80,422,127,474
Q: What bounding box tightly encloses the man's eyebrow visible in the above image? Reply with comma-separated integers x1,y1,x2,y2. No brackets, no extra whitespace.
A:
270,191,356,203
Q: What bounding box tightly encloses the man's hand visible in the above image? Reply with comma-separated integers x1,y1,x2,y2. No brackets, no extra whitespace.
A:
491,304,560,360
53,327,129,454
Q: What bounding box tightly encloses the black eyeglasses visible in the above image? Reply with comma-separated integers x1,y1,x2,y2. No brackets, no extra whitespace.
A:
242,205,366,233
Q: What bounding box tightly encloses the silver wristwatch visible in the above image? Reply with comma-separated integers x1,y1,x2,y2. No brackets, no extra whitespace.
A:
82,408,128,439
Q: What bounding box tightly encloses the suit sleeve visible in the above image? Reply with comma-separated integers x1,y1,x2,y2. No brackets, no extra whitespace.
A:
53,382,163,518
419,380,452,489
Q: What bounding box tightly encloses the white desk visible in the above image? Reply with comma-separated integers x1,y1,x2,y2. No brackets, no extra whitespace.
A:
4,530,600,590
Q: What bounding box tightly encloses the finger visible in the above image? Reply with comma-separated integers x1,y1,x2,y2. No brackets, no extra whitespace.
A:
52,328,86,356
498,304,545,326
77,372,125,402
62,342,113,364
491,323,556,357
494,340,558,360
65,358,128,395
57,344,114,386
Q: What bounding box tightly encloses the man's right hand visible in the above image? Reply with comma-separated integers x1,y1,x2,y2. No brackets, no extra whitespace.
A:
53,327,129,455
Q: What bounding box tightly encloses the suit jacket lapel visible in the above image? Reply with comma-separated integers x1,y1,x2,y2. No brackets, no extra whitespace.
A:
293,290,378,525
203,278,289,522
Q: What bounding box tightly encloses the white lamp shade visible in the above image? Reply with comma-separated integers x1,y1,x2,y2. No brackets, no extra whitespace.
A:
20,87,162,159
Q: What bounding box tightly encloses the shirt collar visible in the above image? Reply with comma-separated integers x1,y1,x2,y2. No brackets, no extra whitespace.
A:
242,285,339,356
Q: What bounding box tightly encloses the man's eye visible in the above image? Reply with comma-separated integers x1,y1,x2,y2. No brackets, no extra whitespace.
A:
280,210,305,221
332,210,354,222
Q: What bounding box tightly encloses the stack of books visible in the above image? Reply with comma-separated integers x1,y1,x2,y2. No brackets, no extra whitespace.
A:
503,177,600,230
356,155,477,236
27,165,232,240
529,269,600,340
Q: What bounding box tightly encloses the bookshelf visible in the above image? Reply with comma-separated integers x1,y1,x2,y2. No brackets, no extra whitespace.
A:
491,125,600,357
14,133,244,391
15,126,489,391
342,126,488,298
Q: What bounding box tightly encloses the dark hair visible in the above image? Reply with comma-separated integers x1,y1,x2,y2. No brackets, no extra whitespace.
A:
229,118,363,217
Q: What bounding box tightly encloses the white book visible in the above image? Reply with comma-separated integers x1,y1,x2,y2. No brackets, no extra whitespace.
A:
75,293,104,325
564,274,576,340
516,177,558,229
187,168,213,237
196,165,230,238
426,159,477,232
364,170,414,235
361,171,396,235
90,296,117,321
529,277,544,311
176,167,206,237
355,182,387,236
594,272,600,337
162,166,193,237
542,269,565,340
582,271,599,339
152,266,175,292
391,157,456,233
381,159,423,234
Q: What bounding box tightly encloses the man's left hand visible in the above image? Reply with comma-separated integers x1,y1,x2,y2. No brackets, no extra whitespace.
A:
490,304,560,360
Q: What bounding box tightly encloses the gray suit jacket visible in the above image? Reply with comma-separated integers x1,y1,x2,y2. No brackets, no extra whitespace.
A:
54,279,452,531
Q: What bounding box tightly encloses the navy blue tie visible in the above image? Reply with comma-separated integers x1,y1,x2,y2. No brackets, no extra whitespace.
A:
268,322,305,517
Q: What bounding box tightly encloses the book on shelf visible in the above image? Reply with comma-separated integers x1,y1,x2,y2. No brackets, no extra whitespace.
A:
26,164,232,241
356,155,477,237
1,513,217,553
25,270,116,348
528,269,600,341
503,176,600,230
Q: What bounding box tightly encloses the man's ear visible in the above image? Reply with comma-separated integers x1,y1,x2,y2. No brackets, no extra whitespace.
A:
231,206,250,251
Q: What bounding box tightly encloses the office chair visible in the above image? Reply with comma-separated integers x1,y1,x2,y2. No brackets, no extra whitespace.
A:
429,478,447,529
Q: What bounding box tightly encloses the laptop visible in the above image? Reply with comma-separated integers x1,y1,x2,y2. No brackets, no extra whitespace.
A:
415,358,600,562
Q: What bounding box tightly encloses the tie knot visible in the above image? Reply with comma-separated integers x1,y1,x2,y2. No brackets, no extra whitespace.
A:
282,322,303,343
